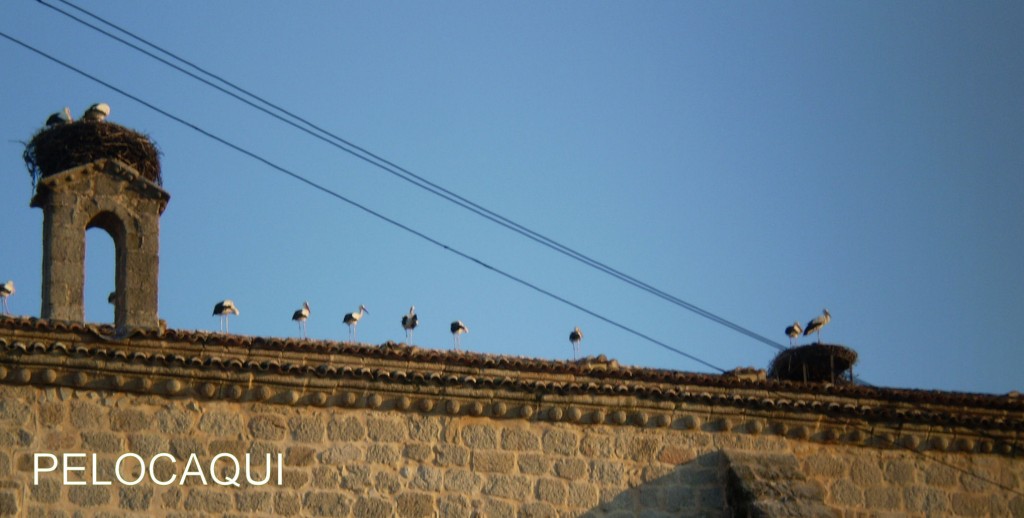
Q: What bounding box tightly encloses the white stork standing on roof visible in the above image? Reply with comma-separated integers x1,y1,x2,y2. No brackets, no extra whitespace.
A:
45,107,73,127
401,306,418,343
569,326,583,360
343,305,368,340
785,321,802,346
213,299,239,333
82,102,110,122
802,308,831,343
450,320,469,350
0,281,14,315
292,301,311,339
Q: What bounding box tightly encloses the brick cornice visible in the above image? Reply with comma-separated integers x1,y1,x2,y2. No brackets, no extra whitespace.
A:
0,315,1020,457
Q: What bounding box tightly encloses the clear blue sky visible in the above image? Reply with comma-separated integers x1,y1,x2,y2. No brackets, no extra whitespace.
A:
1,1,1021,394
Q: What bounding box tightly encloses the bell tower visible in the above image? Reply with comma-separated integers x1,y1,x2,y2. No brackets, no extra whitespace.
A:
27,120,169,332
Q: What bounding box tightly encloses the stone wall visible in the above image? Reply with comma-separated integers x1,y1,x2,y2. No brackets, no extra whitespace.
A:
2,383,1021,518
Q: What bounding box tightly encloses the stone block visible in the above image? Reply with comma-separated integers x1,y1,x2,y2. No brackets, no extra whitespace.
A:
169,437,206,459
849,459,884,486
31,479,60,503
515,453,549,475
286,445,317,467
568,481,601,508
406,416,442,442
0,401,30,424
288,416,324,442
328,415,365,441
502,428,540,451
341,464,372,491
155,406,195,435
433,444,469,467
658,445,696,465
118,486,152,511
864,486,901,511
403,443,433,462
69,400,104,429
68,486,111,507
110,408,151,432
473,450,515,473
235,492,272,513
81,431,122,453
482,474,532,499
951,493,990,517
197,411,242,437
461,424,498,449
249,415,286,441
481,498,516,518
161,487,181,509
803,452,846,478
368,416,407,442
923,465,958,487
581,433,613,457
39,402,65,427
591,460,626,486
320,444,362,465
536,478,567,504
542,429,578,456
829,478,863,507
617,435,661,462
882,460,917,485
353,496,394,518
410,465,444,491
554,458,588,480
520,501,557,518
444,468,483,493
366,444,400,465
0,492,17,516
311,466,342,489
184,490,232,513
375,470,402,494
303,492,349,517
439,495,472,518
281,468,310,489
396,492,435,517
275,492,301,516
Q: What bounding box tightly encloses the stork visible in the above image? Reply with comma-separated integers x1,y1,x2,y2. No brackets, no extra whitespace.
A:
82,102,110,122
343,305,368,340
45,107,73,127
569,326,583,360
450,320,469,350
212,299,239,333
802,308,831,343
292,301,311,339
0,281,14,315
401,306,418,342
785,321,802,346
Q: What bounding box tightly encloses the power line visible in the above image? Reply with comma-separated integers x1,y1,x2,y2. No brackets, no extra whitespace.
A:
0,30,727,374
37,0,793,356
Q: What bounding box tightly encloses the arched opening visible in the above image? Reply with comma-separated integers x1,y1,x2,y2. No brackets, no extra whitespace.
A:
85,211,126,324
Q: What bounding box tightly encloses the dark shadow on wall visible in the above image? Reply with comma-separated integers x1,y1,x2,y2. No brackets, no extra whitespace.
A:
579,451,732,518
579,449,838,518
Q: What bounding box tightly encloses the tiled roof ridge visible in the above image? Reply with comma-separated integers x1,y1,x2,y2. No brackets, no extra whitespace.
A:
0,314,1020,411
1,315,1022,457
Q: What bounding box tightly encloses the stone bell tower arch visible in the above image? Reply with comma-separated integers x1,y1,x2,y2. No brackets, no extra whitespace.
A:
27,122,169,332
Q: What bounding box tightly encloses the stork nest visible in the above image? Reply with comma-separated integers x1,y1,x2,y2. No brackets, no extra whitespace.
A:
768,343,858,384
23,121,161,188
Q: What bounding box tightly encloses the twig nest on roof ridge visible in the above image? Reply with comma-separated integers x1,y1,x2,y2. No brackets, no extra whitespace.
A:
24,120,161,187
768,343,858,384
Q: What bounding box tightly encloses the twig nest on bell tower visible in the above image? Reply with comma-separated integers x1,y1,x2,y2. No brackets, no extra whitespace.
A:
24,120,161,188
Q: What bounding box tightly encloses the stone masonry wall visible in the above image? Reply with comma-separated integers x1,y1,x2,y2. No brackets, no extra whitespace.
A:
1,384,1021,518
